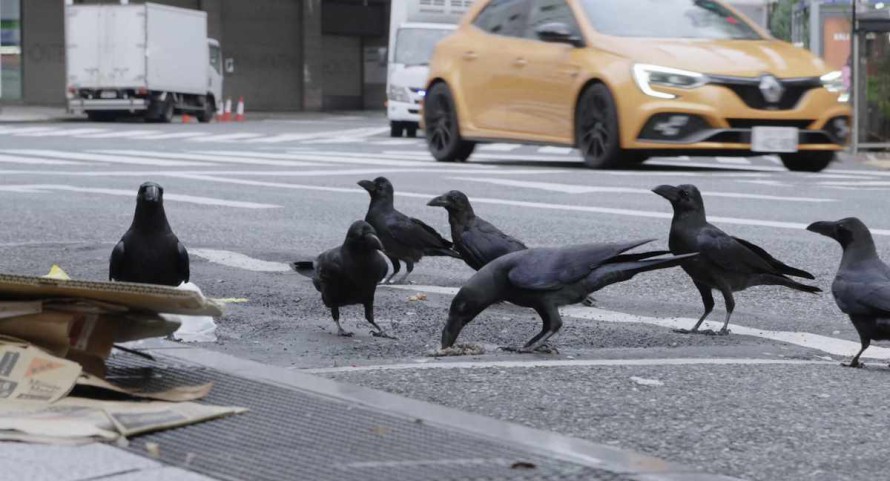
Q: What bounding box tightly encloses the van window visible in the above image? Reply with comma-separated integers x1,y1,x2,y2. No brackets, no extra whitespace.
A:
580,0,762,40
395,27,454,66
526,0,581,40
473,0,531,38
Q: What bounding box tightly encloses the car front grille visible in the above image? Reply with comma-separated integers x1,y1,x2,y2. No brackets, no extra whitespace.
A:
709,75,822,111
726,119,815,129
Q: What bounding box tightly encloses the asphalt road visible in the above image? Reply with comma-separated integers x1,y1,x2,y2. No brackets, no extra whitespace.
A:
0,113,887,481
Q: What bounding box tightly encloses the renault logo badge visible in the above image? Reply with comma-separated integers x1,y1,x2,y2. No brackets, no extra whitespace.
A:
759,74,785,104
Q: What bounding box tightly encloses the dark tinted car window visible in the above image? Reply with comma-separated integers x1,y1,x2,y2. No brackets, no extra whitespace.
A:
473,0,532,38
579,0,762,40
526,0,581,39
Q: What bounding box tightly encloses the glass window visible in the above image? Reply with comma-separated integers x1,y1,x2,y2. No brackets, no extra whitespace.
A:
394,27,454,66
209,44,222,74
579,0,762,40
0,0,21,100
473,0,531,38
526,0,581,39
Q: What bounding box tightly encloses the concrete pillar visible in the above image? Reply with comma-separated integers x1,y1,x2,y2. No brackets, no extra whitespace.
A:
302,0,323,111
22,0,66,104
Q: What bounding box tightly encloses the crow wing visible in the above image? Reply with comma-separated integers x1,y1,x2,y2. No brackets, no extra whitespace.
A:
109,239,125,281
176,241,190,284
459,218,527,270
732,236,814,279
695,227,780,275
507,240,655,291
385,213,452,250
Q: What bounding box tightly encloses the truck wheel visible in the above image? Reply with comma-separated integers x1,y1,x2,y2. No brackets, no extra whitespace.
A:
197,97,215,123
390,121,405,137
424,83,475,162
405,124,418,138
158,97,175,123
780,152,834,172
576,83,623,169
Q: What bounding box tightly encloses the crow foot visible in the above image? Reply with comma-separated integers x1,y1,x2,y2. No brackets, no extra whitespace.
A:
672,328,725,336
337,329,354,337
500,344,558,354
842,361,864,368
582,296,598,307
371,330,398,340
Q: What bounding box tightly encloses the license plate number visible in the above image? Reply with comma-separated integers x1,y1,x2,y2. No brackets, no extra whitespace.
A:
100,90,118,99
751,126,798,153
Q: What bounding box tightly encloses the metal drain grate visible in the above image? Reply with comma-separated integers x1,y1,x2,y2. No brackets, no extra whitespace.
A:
108,354,634,481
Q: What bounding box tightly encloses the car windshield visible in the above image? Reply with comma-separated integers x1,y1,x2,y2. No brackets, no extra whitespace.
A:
579,0,762,40
394,27,454,66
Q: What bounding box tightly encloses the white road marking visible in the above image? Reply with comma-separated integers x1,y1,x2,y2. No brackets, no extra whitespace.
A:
537,146,575,155
370,139,423,146
763,155,783,165
447,177,833,202
479,144,521,152
385,284,890,362
1,149,214,167
738,180,793,187
14,127,106,137
137,132,211,140
0,167,571,178
194,150,494,168
304,357,825,374
0,153,90,166
95,149,325,167
163,175,890,234
75,129,163,139
188,133,267,142
817,181,890,187
189,249,292,272
0,126,66,135
646,159,786,172
715,156,752,165
0,184,280,208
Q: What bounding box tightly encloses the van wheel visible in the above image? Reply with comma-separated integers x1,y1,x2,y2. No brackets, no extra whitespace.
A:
780,152,834,172
197,96,215,123
425,83,475,162
576,84,623,169
390,121,405,137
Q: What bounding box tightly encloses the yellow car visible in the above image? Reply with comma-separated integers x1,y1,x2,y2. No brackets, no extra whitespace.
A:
421,0,851,172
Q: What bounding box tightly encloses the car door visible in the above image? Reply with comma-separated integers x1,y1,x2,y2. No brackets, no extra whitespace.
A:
506,0,583,141
456,0,531,132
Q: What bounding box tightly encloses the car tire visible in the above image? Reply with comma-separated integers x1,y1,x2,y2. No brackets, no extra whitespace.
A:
780,152,834,172
405,124,418,138
424,83,475,162
576,84,623,169
390,122,405,137
197,96,215,123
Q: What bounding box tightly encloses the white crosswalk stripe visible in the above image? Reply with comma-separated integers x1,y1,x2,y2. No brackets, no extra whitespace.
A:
15,128,109,137
75,129,163,139
537,146,575,155
478,143,521,152
188,133,267,142
1,149,214,167
96,149,325,167
0,153,89,165
716,156,752,165
138,132,211,140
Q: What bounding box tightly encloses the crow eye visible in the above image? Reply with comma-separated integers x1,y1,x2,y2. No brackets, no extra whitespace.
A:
679,191,689,199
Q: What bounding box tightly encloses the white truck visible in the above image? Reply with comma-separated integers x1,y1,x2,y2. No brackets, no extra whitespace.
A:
65,3,222,123
386,1,470,137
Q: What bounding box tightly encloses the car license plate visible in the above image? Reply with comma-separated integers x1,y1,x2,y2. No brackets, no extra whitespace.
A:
751,126,798,153
100,90,118,99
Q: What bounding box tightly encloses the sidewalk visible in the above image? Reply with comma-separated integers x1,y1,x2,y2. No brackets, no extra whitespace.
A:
2,341,743,481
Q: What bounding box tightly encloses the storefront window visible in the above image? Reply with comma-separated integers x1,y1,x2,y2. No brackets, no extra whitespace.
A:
0,0,21,100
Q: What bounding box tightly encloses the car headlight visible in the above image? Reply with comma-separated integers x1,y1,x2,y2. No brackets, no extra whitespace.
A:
820,70,846,94
632,64,708,99
388,85,411,103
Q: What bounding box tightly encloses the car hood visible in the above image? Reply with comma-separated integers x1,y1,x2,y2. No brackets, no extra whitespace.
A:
599,38,831,78
390,65,430,89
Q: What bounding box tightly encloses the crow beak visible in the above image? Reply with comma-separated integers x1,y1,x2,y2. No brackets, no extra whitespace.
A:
807,221,837,239
368,234,384,251
652,185,680,202
358,180,374,193
427,195,450,208
142,185,160,203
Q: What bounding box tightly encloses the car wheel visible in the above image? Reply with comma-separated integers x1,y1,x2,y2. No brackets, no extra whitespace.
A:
780,152,834,172
390,121,405,137
576,84,623,169
424,83,475,162
405,124,418,138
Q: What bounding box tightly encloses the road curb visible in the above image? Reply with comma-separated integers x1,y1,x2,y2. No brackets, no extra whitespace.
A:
145,341,745,481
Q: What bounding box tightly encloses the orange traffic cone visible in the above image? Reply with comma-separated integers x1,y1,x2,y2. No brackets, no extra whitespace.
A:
235,96,245,122
215,100,224,122
182,113,192,123
221,98,232,122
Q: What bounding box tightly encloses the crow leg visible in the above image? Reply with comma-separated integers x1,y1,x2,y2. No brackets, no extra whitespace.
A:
331,307,352,337
674,282,714,334
396,260,415,284
520,305,563,353
845,332,870,368
364,303,397,340
717,290,735,335
582,295,598,307
383,256,401,284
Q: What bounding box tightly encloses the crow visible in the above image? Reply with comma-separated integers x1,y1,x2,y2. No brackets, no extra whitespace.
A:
427,190,527,270
653,184,819,335
292,220,392,338
440,239,696,352
110,182,189,286
358,177,460,284
808,217,890,367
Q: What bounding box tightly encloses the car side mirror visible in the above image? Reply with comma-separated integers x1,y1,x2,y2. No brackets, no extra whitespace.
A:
535,22,583,47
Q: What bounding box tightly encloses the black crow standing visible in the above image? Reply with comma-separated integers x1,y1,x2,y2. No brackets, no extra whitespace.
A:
292,220,392,338
110,182,189,286
358,177,460,284
653,184,819,335
440,239,696,352
808,217,890,367
427,190,527,270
